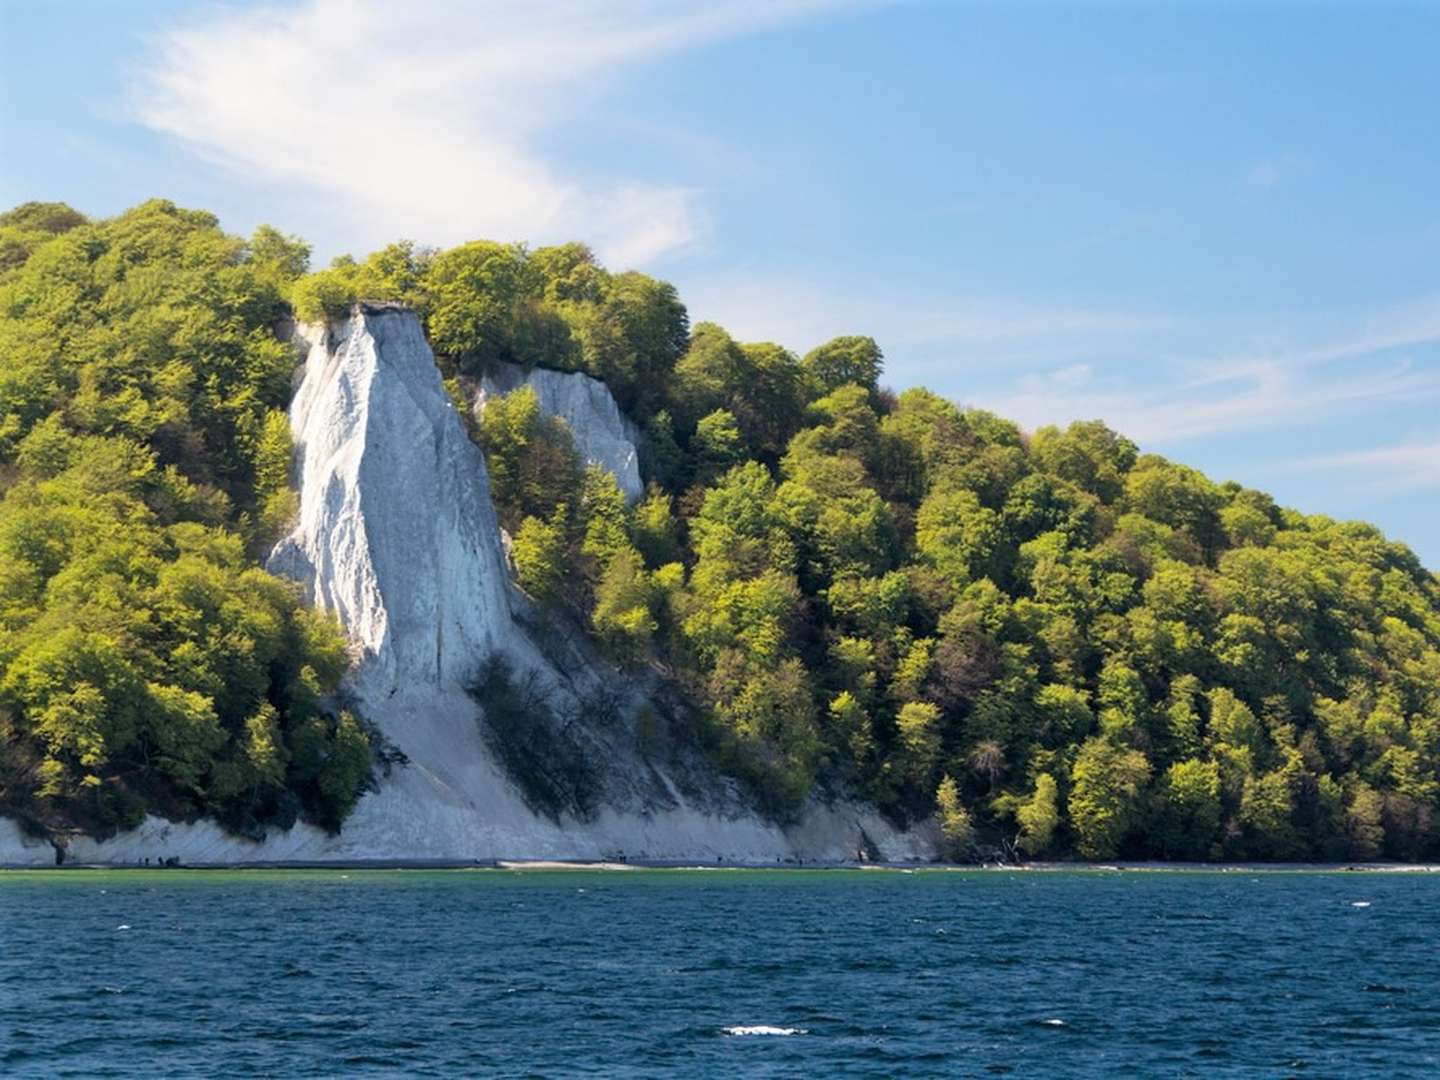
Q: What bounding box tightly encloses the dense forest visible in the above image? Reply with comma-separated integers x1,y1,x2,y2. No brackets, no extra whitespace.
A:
0,201,369,840
3,199,1438,860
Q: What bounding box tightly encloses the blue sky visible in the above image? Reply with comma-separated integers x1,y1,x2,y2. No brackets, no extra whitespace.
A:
3,0,1437,566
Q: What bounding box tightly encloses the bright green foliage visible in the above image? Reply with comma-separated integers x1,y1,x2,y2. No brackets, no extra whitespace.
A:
714,658,822,814
801,335,883,396
423,241,543,364
1124,456,1226,559
775,455,896,586
895,701,943,791
1346,783,1386,859
511,512,568,603
826,691,875,775
0,199,296,501
254,408,298,542
1016,773,1060,855
287,241,430,322
248,225,311,291
631,487,681,569
1031,420,1137,504
287,709,373,830
578,465,631,569
591,547,658,663
562,270,689,416
0,200,370,841
478,386,582,531
670,326,808,459
916,487,1002,584
935,774,973,860
1154,759,1222,858
670,323,751,431
1069,738,1153,858
690,409,746,484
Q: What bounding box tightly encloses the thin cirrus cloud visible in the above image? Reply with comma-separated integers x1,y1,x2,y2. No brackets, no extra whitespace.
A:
682,274,1440,451
129,0,864,267
967,293,1440,446
677,272,1168,361
981,356,1440,446
1285,442,1440,491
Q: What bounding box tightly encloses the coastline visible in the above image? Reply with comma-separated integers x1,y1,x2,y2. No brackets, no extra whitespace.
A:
4,858,1439,873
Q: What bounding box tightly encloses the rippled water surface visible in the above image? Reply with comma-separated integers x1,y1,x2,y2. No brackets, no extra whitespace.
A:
3,868,1439,1077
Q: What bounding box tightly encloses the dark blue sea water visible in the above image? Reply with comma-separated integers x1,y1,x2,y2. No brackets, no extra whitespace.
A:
2,868,1438,1077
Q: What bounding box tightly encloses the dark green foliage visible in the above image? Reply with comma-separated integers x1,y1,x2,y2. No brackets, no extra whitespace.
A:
801,335,883,396
466,656,598,822
0,202,88,274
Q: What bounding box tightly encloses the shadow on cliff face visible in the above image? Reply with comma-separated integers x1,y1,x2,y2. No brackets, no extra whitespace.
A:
467,655,603,823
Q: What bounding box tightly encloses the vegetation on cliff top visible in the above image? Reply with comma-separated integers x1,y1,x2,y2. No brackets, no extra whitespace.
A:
0,201,370,841
3,199,1439,861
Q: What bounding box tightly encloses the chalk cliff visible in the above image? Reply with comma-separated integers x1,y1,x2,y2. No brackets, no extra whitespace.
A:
0,305,930,867
473,360,644,502
268,308,516,699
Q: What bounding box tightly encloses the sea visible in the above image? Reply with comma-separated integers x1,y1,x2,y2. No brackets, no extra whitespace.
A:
2,867,1437,1077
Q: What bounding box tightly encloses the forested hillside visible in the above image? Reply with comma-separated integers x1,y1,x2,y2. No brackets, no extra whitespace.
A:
0,201,369,840
3,199,1438,859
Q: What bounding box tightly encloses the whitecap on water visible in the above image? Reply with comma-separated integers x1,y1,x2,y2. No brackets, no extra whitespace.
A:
1352,901,1372,908
723,1025,808,1037
1041,1018,1066,1026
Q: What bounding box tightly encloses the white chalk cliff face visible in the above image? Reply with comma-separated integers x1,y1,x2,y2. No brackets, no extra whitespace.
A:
473,361,644,502
0,305,932,866
269,309,515,700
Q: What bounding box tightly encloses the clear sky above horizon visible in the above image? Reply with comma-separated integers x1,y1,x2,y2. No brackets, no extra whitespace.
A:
2,0,1437,567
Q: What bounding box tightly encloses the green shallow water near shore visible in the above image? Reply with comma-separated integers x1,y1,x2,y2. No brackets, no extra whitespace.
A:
4,869,1438,1077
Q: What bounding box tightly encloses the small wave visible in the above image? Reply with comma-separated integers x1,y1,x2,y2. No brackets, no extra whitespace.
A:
1351,901,1372,908
115,924,131,932
1040,1018,1066,1026
723,1025,808,1037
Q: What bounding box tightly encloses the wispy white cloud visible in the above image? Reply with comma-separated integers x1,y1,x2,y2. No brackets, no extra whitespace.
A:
1284,440,1440,491
982,356,1440,445
1184,294,1440,390
677,272,1166,359
131,0,864,266
949,291,1440,445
